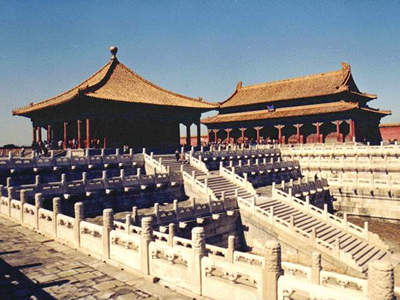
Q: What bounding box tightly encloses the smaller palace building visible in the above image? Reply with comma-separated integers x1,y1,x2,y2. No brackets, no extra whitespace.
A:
202,63,391,144
13,47,217,150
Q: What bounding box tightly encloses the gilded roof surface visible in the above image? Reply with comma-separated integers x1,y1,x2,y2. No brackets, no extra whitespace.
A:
202,101,390,124
13,55,217,115
220,63,375,108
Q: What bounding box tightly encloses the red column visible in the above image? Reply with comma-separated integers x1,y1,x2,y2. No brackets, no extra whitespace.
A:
207,129,211,144
351,120,356,142
32,125,37,144
254,127,263,144
63,122,68,149
336,120,341,142
240,128,246,143
77,120,81,149
274,125,284,144
348,119,355,142
212,129,219,143
47,125,51,142
86,118,90,148
294,124,303,144
313,122,321,143
103,137,107,149
36,127,42,143
225,128,232,144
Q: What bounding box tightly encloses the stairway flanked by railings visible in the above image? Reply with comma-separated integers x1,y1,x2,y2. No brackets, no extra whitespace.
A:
150,149,391,274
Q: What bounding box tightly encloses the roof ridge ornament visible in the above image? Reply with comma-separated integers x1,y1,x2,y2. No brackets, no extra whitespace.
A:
341,62,351,71
236,81,243,91
110,46,118,60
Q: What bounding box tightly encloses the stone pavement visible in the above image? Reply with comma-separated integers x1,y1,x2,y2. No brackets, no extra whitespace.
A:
0,216,190,300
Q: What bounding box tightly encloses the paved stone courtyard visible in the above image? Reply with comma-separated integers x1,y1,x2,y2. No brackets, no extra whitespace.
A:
0,216,189,300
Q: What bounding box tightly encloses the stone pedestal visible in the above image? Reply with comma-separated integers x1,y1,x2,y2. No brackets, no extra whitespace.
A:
102,208,114,259
368,260,394,300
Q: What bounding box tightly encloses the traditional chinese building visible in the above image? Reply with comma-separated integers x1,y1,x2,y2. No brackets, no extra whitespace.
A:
13,47,217,150
202,63,391,144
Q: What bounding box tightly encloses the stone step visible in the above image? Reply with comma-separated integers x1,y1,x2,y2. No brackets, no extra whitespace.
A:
353,245,376,261
340,236,359,249
358,249,386,268
317,226,338,239
342,239,364,253
294,216,315,227
280,211,304,221
297,219,320,231
349,242,369,256
325,232,348,244
321,230,342,243
274,208,298,218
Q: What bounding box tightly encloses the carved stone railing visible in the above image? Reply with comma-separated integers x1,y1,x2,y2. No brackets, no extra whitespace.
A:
272,187,388,250
219,165,256,195
182,170,217,200
188,153,209,174
143,153,168,174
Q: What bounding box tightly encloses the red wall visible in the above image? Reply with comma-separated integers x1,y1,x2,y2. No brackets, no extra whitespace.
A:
380,124,400,142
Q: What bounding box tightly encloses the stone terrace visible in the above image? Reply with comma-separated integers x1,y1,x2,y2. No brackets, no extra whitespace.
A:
0,215,189,300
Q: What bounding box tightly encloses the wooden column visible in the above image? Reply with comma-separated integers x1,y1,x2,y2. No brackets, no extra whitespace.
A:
36,127,42,143
86,118,90,148
76,120,81,148
212,129,219,143
186,123,191,147
32,124,37,144
239,128,246,144
225,128,232,144
294,124,303,144
63,122,68,149
254,126,263,144
47,125,52,142
207,129,211,144
196,121,201,147
336,120,342,142
347,119,355,142
274,125,285,144
312,122,322,143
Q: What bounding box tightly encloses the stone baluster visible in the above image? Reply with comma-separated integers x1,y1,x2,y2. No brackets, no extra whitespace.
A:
226,235,235,263
125,214,131,234
131,206,137,225
137,168,141,177
7,187,15,217
53,197,61,237
192,227,206,295
173,200,179,220
6,177,11,187
243,173,248,181
115,148,120,156
20,189,27,224
140,216,153,275
102,170,107,182
262,241,282,300
120,169,125,180
364,221,369,240
74,202,84,247
34,193,43,230
82,172,87,185
129,148,133,156
305,195,310,212
281,180,285,189
368,260,394,300
323,204,328,220
311,252,321,285
35,175,40,187
102,208,114,259
168,222,175,247
154,203,160,224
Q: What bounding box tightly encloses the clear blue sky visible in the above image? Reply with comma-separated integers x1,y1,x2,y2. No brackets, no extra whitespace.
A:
1,1,399,145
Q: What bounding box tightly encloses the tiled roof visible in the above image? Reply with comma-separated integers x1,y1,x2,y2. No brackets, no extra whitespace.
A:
202,101,390,124
220,63,376,108
13,55,217,115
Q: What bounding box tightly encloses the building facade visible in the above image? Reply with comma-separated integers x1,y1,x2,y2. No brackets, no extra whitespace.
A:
202,63,390,144
13,47,217,150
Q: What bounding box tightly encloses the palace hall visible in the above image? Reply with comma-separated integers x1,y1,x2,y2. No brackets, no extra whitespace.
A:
202,63,391,145
12,47,217,150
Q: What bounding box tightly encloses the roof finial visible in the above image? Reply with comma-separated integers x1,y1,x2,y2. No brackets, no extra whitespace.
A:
110,46,118,59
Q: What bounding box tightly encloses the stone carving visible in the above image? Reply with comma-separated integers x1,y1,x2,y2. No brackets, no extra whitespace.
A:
204,265,257,288
111,237,138,251
81,227,102,238
58,219,73,228
151,248,188,266
39,213,52,221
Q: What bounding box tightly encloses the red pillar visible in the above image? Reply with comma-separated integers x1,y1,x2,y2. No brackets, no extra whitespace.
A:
313,122,321,143
225,128,232,144
336,120,341,142
63,122,68,149
254,127,263,144
47,125,51,142
36,127,41,143
294,124,303,144
274,125,284,144
212,129,218,143
348,119,355,142
86,118,90,148
207,129,211,144
32,125,37,144
351,120,356,142
240,128,246,143
77,120,81,149
103,137,107,149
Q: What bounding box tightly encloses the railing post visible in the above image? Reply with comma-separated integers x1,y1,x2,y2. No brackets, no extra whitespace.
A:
368,260,394,300
74,202,84,247
311,252,321,285
125,214,131,234
34,193,43,230
154,203,160,224
364,221,369,240
262,241,282,300
227,235,235,263
192,227,205,295
173,200,179,220
323,204,328,221
131,206,137,225
140,216,153,275
269,207,274,223
7,187,15,217
288,188,292,201
168,222,175,247
102,208,114,259
53,197,61,237
305,196,310,212
20,189,27,224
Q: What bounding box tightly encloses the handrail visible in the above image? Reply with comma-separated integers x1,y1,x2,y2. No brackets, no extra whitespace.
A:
272,188,388,250
182,170,217,200
143,153,168,174
188,153,209,174
219,165,256,195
